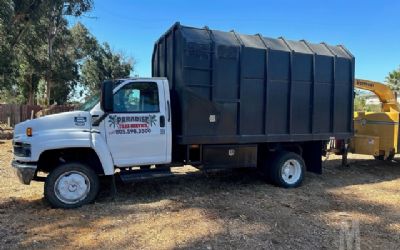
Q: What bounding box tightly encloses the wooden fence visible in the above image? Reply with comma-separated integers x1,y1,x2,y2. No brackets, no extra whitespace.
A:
36,105,76,118
0,104,76,127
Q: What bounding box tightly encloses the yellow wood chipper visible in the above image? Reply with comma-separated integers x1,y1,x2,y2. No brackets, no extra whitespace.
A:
333,79,399,161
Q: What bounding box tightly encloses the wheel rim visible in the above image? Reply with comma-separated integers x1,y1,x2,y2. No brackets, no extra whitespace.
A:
281,159,302,184
54,171,91,204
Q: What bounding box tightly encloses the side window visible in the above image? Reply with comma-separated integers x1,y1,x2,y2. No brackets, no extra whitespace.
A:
113,82,159,113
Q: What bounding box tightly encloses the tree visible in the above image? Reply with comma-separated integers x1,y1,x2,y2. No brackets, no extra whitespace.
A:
14,16,47,105
1,0,52,93
81,43,134,94
0,0,47,104
69,22,98,59
40,0,93,104
0,1,133,105
49,24,80,104
386,66,400,92
0,0,94,104
354,92,366,112
0,0,23,92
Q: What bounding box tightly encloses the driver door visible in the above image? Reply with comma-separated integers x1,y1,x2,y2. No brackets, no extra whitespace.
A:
105,81,168,167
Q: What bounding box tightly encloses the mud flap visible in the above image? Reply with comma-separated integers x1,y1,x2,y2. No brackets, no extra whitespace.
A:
341,139,350,167
302,141,323,174
110,174,117,201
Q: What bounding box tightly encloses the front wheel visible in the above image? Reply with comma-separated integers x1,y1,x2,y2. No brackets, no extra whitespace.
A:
44,162,100,209
261,151,305,188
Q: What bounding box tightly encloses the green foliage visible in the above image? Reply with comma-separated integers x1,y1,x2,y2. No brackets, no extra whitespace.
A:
0,0,126,105
0,0,134,105
354,92,381,112
354,94,366,111
70,22,98,58
364,104,381,112
0,0,18,91
386,66,400,92
81,43,134,95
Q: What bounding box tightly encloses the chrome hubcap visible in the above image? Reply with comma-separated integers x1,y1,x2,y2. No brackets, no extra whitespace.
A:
281,159,302,184
54,171,90,204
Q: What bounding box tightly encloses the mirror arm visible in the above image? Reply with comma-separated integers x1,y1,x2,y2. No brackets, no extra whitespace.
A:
92,113,108,126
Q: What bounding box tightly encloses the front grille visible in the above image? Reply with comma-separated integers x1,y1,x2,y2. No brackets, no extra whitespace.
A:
13,142,31,157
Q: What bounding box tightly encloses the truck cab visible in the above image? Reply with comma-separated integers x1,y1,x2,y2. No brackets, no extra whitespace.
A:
12,78,173,208
92,78,172,167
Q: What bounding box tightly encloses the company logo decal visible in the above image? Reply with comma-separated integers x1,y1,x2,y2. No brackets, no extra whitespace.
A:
108,114,157,135
74,117,87,126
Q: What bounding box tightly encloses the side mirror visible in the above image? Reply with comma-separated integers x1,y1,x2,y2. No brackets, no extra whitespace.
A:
101,80,114,113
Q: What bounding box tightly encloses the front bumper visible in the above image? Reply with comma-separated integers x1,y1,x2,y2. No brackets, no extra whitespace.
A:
11,161,37,185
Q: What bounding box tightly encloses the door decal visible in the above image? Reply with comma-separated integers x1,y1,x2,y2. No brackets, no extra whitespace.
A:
107,114,158,135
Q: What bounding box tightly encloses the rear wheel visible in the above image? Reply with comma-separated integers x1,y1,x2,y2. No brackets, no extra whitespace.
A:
374,153,395,161
260,151,305,188
44,162,99,209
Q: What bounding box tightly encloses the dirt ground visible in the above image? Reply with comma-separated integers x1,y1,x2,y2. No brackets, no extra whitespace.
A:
0,139,399,249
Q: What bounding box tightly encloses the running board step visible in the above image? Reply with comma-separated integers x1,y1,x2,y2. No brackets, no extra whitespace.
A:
118,169,191,183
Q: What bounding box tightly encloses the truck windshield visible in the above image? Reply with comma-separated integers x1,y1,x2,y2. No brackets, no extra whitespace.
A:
79,92,100,111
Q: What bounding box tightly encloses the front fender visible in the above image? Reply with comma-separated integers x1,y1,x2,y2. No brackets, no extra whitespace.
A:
28,130,91,162
25,130,114,176
91,133,114,175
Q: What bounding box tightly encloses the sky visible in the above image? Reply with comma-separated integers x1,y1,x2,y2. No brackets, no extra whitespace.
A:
70,0,400,82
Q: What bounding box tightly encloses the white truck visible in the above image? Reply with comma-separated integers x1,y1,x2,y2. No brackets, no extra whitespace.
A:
12,78,172,208
11,23,354,208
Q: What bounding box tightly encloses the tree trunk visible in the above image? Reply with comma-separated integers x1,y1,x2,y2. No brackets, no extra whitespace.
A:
45,4,63,105
27,74,35,105
46,32,54,105
46,76,52,105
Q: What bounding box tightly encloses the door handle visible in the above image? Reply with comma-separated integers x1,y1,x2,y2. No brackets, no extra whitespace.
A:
167,101,171,122
160,115,165,127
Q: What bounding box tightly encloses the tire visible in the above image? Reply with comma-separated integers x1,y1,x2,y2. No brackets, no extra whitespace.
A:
374,153,394,161
261,151,305,188
44,162,100,209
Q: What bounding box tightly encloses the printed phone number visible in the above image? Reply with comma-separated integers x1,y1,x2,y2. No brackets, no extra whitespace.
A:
115,128,151,134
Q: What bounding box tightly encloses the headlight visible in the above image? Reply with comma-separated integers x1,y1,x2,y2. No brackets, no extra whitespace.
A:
13,142,31,157
26,127,33,137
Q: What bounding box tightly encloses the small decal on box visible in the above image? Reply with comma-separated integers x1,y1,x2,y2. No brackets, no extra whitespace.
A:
209,115,216,123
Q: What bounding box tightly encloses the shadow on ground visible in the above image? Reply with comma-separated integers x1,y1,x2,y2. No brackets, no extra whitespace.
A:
1,155,400,249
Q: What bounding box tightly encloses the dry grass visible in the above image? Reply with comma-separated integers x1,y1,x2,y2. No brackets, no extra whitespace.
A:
0,124,12,140
1,139,400,249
